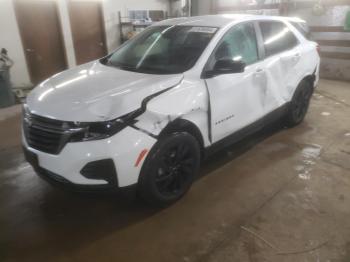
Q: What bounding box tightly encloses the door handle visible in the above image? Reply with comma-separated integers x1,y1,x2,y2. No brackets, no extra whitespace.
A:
293,53,301,61
253,68,264,78
26,49,35,52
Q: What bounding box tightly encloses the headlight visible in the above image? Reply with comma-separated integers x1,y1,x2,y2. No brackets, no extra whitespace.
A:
22,103,29,117
69,119,127,142
69,109,142,142
22,103,32,126
22,104,141,142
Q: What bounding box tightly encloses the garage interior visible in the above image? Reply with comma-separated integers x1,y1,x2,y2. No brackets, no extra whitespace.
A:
1,0,350,261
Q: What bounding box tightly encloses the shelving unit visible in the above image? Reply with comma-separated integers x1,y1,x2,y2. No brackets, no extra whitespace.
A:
118,10,166,44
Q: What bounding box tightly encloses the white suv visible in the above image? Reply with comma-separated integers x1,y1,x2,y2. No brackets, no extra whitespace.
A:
23,15,320,205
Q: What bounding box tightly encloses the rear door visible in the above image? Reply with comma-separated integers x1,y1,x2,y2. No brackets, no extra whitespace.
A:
205,22,267,143
257,20,301,113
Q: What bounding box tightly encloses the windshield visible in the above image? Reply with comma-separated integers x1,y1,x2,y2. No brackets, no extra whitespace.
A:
106,26,218,74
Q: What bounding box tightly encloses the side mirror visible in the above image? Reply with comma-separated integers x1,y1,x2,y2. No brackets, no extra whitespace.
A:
204,59,246,78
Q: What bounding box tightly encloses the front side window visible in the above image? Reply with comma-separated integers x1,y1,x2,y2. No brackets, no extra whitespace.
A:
105,26,217,74
260,21,299,57
212,22,259,66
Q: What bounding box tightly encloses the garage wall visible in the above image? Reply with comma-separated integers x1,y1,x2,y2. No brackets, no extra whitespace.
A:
290,5,350,81
0,0,31,88
209,0,350,82
0,0,169,88
191,0,214,16
57,0,76,69
103,0,169,52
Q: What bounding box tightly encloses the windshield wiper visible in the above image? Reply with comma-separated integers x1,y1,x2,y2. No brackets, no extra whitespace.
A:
108,61,138,72
119,65,138,72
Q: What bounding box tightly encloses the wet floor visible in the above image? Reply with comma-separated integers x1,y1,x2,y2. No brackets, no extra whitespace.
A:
1,79,350,262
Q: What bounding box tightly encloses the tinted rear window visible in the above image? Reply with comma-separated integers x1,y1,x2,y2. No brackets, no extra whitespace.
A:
260,21,299,57
290,21,311,39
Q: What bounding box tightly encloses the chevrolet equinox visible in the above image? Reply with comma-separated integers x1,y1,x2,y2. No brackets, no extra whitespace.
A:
23,15,320,205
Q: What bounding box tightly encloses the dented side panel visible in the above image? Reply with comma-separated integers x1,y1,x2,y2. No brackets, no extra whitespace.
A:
240,43,319,119
259,32,320,115
132,20,320,150
133,78,211,146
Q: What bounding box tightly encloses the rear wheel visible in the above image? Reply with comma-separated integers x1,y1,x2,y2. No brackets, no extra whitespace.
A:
138,132,200,206
285,80,314,127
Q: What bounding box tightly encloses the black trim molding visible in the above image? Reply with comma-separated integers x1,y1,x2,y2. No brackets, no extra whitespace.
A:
205,102,290,157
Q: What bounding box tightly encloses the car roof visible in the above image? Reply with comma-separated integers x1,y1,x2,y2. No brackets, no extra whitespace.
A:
154,14,304,28
284,16,307,23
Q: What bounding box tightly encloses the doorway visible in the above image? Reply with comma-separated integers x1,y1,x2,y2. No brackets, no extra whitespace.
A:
69,0,107,65
14,0,68,85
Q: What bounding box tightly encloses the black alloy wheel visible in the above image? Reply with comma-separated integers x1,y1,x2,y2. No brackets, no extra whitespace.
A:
285,80,313,127
138,132,200,206
155,142,195,196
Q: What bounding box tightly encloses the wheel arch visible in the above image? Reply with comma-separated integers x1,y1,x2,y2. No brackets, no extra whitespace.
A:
302,74,316,88
300,66,317,90
158,118,205,158
290,72,316,102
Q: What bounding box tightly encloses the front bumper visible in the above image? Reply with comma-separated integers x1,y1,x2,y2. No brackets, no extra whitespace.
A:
23,126,157,188
23,147,119,192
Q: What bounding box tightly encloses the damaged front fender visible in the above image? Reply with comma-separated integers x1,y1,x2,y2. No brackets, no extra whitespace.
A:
131,78,211,146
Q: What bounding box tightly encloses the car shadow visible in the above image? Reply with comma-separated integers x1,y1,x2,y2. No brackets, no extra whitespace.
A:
2,120,287,260
199,121,286,178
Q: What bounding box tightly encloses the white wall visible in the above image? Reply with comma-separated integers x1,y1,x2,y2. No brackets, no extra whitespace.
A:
0,0,169,88
196,0,213,15
0,0,31,87
57,0,76,68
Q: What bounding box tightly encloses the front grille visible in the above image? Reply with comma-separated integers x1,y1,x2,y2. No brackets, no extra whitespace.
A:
23,113,71,155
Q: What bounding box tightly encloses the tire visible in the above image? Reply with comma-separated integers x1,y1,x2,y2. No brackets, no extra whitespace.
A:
284,80,314,127
138,132,200,206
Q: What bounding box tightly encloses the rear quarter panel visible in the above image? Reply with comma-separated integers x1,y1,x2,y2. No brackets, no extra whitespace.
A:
298,41,320,88
288,21,320,95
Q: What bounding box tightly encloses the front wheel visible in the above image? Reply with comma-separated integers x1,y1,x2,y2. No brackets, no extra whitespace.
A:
284,80,314,127
138,132,200,206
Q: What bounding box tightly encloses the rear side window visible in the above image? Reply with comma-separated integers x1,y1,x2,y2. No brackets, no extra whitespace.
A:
259,21,299,57
290,21,311,39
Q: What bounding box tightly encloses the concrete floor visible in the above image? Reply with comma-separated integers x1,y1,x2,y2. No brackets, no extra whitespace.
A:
0,79,350,262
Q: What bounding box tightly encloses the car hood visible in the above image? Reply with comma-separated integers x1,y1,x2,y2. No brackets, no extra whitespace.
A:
26,61,183,122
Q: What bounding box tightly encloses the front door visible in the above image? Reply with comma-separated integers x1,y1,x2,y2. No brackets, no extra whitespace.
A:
69,0,107,65
205,22,267,143
14,0,67,85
